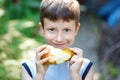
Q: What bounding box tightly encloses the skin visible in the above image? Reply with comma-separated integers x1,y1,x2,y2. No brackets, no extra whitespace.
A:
22,18,94,80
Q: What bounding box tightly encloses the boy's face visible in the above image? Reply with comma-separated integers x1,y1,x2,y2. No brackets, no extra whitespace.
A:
40,18,80,49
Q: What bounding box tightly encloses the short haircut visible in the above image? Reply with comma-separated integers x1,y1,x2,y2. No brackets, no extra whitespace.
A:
40,0,80,26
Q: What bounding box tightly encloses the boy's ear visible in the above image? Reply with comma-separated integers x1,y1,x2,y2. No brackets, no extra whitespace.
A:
75,23,80,36
39,22,44,35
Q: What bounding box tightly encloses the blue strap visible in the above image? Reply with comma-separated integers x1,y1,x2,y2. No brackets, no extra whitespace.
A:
22,62,33,78
82,61,93,80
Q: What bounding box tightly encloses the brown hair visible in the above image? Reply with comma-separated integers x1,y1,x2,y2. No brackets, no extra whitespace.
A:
40,0,80,26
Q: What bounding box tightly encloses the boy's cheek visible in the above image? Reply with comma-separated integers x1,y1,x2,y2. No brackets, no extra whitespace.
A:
44,35,55,42
66,35,75,39
45,34,55,39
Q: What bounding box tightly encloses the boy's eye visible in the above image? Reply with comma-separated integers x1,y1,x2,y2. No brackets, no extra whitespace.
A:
48,28,55,32
64,29,71,32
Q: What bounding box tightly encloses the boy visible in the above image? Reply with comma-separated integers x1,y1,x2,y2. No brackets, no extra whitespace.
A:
22,0,94,80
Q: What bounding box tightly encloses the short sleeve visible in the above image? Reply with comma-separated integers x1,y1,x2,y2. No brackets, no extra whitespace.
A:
80,58,93,79
22,59,36,79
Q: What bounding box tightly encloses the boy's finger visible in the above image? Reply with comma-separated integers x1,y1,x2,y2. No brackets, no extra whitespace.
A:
69,47,83,57
37,56,51,65
36,50,49,60
69,55,84,66
42,56,51,64
75,48,83,57
36,45,47,53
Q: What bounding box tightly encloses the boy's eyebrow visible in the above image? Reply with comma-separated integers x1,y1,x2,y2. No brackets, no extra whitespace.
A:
64,25,73,28
45,25,73,29
44,25,56,28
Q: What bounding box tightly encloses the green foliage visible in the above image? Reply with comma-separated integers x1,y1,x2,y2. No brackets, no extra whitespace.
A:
9,38,22,59
107,63,119,78
0,14,9,34
5,0,41,19
0,0,6,7
0,0,43,80
99,73,105,80
0,64,21,80
0,20,8,34
0,66,7,80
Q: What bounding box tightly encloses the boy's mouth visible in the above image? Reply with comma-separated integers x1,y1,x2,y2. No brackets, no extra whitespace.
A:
52,43,67,48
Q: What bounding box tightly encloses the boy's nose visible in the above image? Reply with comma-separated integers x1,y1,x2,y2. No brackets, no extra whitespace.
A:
55,32,63,42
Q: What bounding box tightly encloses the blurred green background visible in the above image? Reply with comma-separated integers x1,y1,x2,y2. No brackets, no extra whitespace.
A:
0,0,45,79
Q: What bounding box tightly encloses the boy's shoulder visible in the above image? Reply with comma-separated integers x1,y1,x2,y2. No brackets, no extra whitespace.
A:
22,59,36,78
80,58,93,79
22,59,36,66
82,58,93,69
83,58,93,64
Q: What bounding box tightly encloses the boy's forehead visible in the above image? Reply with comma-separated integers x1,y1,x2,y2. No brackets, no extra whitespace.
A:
43,18,77,28
43,18,76,24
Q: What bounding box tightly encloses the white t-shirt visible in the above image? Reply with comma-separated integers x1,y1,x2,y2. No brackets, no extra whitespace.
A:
22,58,93,80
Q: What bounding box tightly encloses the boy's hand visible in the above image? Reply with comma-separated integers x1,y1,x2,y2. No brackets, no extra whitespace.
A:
35,45,50,77
69,48,84,75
